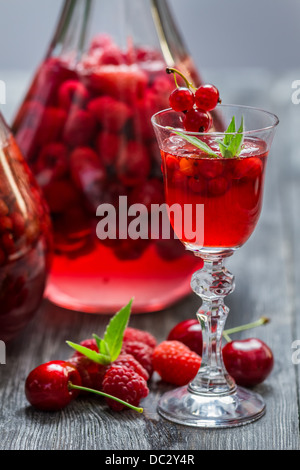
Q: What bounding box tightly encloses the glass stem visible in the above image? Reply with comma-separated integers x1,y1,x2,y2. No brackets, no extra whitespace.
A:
189,257,236,396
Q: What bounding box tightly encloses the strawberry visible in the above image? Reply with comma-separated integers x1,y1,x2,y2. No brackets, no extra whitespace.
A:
152,340,201,386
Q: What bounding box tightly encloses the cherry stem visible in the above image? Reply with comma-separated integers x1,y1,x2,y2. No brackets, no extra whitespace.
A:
222,316,270,343
166,67,196,90
68,382,143,413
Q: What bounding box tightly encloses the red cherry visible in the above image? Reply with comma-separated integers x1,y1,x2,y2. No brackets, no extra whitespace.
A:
184,109,211,132
25,360,82,411
195,84,220,111
222,338,274,387
169,87,195,112
167,319,203,356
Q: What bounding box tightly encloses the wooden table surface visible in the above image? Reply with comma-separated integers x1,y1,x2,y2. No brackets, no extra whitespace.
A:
0,68,299,451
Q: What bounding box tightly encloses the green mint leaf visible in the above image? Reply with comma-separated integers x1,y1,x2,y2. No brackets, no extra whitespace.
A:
66,299,133,365
216,140,232,159
223,116,236,146
92,333,102,351
92,333,110,358
218,116,244,158
227,115,244,157
168,128,219,158
66,341,111,365
103,298,133,361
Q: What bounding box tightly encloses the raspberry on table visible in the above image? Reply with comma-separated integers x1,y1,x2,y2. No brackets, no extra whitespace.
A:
121,340,154,378
123,327,157,350
112,354,149,381
102,365,149,411
152,340,201,386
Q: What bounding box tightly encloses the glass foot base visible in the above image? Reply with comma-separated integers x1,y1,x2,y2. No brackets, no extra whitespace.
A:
157,385,265,428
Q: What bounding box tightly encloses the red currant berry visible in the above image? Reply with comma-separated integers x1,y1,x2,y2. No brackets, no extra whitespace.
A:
195,84,220,111
222,338,274,387
184,109,211,132
169,87,195,112
25,360,82,411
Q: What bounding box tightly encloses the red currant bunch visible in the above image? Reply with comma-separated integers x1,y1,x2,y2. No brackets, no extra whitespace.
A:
166,67,221,133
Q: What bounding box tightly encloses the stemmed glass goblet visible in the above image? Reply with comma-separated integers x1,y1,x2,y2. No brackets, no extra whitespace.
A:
152,105,278,428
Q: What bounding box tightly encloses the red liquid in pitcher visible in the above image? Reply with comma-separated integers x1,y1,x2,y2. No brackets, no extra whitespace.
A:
12,35,200,312
0,136,52,341
161,135,268,249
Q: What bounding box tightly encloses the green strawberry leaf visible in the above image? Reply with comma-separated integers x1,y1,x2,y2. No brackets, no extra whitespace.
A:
167,128,219,158
103,298,133,361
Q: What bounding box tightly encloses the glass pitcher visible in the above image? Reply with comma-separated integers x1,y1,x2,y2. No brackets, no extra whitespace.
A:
0,113,52,342
12,0,202,313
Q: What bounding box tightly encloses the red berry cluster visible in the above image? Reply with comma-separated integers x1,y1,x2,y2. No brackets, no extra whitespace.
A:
167,67,220,132
24,317,274,413
25,327,156,412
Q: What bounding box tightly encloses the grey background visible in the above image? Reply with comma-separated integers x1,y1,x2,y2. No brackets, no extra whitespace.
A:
0,0,299,123
0,0,299,72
